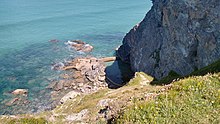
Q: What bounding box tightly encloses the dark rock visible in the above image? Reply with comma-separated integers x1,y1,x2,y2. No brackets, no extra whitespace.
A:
117,0,220,79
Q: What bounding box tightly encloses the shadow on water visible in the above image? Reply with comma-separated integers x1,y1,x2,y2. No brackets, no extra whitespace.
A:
105,58,134,89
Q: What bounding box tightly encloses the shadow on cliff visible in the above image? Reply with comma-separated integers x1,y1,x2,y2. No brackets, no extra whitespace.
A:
151,59,220,86
105,58,134,89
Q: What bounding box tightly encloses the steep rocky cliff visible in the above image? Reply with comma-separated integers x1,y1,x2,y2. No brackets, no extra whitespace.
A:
117,0,220,79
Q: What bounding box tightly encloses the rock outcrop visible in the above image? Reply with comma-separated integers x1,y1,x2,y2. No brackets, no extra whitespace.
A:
48,57,108,102
117,0,220,79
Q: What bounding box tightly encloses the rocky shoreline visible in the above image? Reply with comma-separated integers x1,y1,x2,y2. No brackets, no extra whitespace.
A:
49,56,110,104
48,40,119,107
1,40,118,115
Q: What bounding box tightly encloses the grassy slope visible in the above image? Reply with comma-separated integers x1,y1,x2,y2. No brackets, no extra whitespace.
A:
115,73,220,124
114,59,220,124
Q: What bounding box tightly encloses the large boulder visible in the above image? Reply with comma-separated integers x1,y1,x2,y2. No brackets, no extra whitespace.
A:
117,0,220,79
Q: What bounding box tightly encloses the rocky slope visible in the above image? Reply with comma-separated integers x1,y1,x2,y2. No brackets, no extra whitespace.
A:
117,0,220,79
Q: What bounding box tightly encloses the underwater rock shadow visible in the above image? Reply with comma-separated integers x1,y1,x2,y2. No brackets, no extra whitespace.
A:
105,59,134,89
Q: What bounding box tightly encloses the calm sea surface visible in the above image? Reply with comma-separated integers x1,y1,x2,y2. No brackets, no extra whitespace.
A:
0,0,152,114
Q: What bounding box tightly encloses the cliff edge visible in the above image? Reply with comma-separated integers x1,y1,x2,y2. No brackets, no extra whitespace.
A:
117,0,220,79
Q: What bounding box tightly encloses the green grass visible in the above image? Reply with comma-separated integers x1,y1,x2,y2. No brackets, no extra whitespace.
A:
152,59,220,85
7,117,48,124
114,73,220,124
190,59,220,76
128,72,154,86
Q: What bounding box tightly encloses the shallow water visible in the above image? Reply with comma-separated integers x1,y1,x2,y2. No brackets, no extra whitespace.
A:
0,0,152,114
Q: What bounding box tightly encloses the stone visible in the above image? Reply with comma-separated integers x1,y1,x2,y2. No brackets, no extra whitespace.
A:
99,71,106,76
66,40,93,53
117,0,220,79
60,74,71,79
65,109,89,121
73,71,82,79
81,44,93,52
46,81,57,89
75,78,84,83
63,80,73,87
5,98,19,106
54,80,64,91
60,91,80,104
11,89,28,96
97,99,112,107
98,76,106,82
51,62,65,70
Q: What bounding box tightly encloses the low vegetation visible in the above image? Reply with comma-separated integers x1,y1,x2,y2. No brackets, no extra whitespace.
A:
114,59,220,124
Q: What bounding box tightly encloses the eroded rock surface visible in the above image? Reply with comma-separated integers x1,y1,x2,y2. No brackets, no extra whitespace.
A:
117,0,220,79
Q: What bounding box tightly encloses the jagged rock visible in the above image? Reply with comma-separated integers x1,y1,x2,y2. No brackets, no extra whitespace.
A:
11,89,28,96
60,91,80,104
117,0,220,79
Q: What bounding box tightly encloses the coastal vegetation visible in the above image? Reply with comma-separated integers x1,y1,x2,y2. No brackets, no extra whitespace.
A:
114,73,220,123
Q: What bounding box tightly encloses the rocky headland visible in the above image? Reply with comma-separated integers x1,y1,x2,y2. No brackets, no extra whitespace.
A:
117,0,220,79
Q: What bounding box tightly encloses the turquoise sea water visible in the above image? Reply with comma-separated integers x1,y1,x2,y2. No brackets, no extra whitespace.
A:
0,0,152,114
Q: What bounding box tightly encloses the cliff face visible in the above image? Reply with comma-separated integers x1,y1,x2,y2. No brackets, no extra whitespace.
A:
117,0,220,79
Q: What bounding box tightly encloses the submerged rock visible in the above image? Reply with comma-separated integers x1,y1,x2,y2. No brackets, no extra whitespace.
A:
5,98,19,106
117,0,220,79
66,40,93,53
49,39,59,43
11,89,28,96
